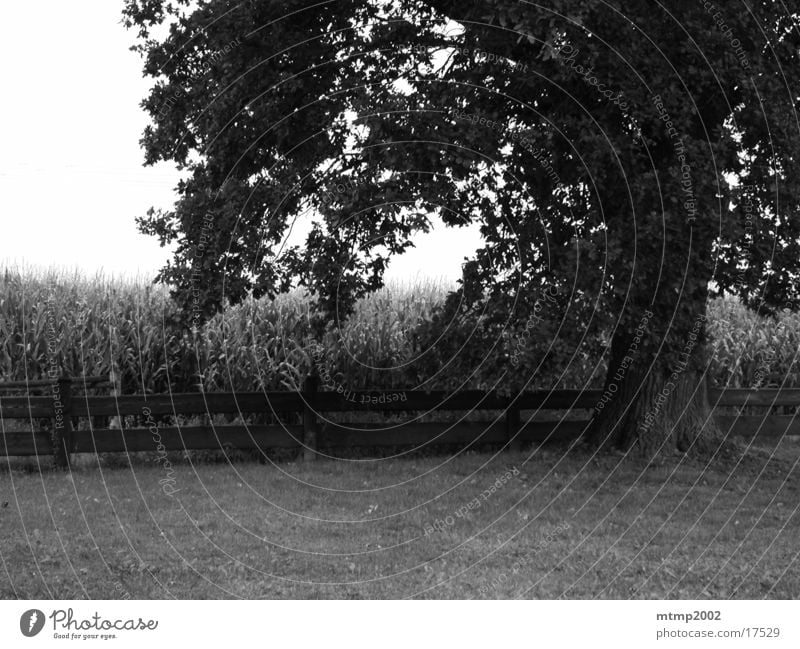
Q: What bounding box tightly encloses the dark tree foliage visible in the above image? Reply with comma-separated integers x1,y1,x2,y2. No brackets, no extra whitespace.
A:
124,0,800,456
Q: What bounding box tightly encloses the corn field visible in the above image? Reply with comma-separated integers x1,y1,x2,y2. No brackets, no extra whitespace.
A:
706,296,800,389
0,265,797,393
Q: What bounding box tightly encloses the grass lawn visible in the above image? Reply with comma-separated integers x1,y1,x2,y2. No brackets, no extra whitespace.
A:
1,439,798,599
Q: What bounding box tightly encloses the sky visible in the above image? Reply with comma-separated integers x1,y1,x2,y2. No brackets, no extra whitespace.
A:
0,1,481,284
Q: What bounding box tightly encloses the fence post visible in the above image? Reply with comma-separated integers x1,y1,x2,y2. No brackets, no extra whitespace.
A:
506,396,523,452
302,374,320,461
53,374,74,468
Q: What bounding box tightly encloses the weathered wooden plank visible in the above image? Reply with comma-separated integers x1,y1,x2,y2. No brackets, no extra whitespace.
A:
516,391,601,410
2,412,794,457
710,388,800,407
318,419,588,447
313,389,602,411
318,421,508,447
2,390,798,422
0,376,108,390
0,431,52,456
0,396,55,418
3,420,587,456
54,389,603,419
716,415,800,438
7,389,796,423
520,419,591,441
69,392,305,417
72,425,303,453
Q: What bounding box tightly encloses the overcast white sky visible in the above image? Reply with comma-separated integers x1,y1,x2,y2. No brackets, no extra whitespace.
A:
0,1,481,284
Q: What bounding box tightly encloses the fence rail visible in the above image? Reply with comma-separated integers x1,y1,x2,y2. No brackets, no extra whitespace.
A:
0,375,797,466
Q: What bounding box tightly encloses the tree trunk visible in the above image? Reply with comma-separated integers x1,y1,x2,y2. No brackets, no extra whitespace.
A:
588,315,724,459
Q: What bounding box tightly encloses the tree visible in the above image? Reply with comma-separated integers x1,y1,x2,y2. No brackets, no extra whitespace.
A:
124,0,800,457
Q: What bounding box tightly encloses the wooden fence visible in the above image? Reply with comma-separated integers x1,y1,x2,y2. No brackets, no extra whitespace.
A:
0,375,798,466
